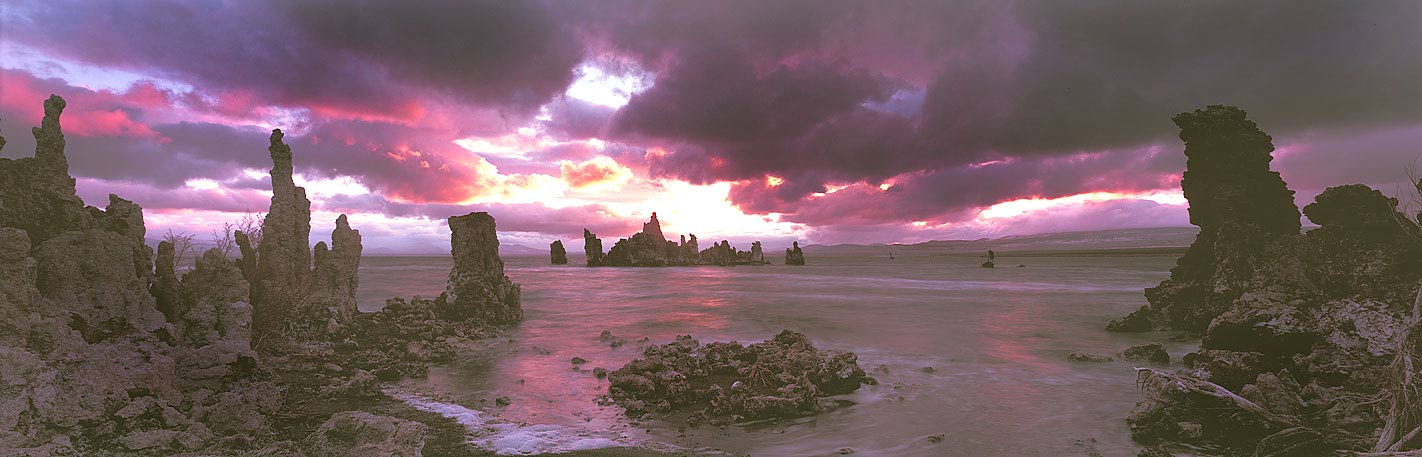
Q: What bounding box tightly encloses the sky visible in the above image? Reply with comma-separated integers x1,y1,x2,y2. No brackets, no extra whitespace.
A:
1,1,1419,254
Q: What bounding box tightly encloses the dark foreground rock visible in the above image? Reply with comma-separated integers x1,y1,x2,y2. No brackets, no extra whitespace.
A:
0,95,508,456
606,330,873,422
1113,105,1422,455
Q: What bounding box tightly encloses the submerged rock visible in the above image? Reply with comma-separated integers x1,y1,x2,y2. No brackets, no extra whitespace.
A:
440,212,522,325
1067,352,1114,363
550,239,568,265
1121,343,1170,364
607,330,872,422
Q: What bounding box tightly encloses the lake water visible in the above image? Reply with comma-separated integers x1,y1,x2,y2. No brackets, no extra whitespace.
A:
358,252,1189,456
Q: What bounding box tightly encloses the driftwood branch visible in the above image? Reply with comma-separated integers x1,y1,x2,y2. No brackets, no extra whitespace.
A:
1135,367,1298,428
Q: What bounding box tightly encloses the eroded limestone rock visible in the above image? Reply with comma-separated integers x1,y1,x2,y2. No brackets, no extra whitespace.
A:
441,212,522,325
302,411,429,457
0,95,92,247
785,241,806,266
583,228,605,267
306,214,362,332
607,330,872,422
1120,106,1422,454
550,239,568,265
252,129,313,342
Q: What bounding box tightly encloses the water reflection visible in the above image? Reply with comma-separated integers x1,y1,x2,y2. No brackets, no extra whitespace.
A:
367,254,1187,456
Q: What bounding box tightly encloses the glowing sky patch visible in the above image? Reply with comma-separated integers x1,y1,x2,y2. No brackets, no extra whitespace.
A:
564,61,654,108
978,191,1187,219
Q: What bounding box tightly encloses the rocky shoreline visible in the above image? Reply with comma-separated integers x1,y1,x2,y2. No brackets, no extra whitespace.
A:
0,95,529,455
1107,106,1422,455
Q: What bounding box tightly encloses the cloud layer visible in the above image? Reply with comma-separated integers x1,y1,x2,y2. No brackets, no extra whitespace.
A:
1,0,1418,251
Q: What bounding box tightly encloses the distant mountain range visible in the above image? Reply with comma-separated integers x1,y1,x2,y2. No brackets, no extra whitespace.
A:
803,226,1200,256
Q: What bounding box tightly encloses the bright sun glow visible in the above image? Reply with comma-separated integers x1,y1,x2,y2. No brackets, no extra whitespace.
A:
978,191,1187,219
614,180,799,239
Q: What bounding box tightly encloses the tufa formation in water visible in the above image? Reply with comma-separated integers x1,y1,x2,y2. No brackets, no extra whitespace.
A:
588,213,771,266
440,212,522,325
784,241,806,266
550,239,568,264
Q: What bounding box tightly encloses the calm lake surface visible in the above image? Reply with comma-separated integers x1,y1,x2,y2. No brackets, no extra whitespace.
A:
359,251,1188,456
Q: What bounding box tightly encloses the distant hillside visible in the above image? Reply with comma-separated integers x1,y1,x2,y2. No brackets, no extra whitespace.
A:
804,226,1200,256
499,243,546,256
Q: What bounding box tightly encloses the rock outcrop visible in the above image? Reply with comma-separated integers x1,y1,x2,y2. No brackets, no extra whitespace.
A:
583,229,605,266
440,212,522,325
1125,106,1312,332
0,94,517,456
597,214,770,267
550,239,568,265
244,132,366,344
152,240,184,321
0,95,91,247
301,411,429,457
0,95,269,455
607,330,873,423
306,215,362,329
785,241,806,266
251,129,314,342
1116,106,1422,455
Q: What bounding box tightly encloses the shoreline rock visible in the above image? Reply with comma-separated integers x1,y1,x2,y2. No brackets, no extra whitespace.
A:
1113,105,1422,454
0,95,514,456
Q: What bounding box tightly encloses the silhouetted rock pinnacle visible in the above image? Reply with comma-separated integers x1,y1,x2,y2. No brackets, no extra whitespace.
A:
1124,105,1312,332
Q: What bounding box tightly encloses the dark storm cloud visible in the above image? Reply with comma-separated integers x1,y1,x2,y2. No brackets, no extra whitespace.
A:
593,0,1421,217
6,0,1419,240
917,0,1422,157
283,0,583,111
731,146,1183,227
6,0,583,118
612,46,893,144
